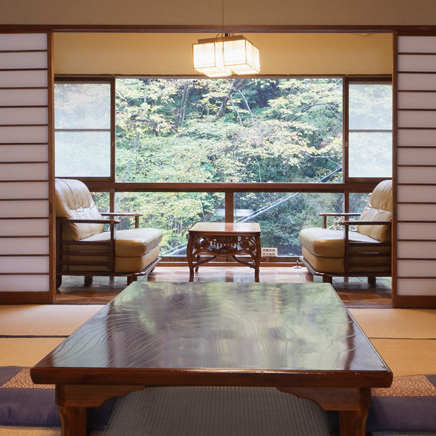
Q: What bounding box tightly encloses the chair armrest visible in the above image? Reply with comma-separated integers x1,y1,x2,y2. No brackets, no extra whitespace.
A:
101,212,143,228
339,220,391,226
101,212,143,217
57,218,121,224
318,213,360,217
318,212,360,228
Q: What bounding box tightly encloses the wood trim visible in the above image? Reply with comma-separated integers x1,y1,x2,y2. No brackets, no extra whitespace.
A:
0,291,51,304
394,294,436,308
0,24,432,33
392,31,399,307
47,30,55,303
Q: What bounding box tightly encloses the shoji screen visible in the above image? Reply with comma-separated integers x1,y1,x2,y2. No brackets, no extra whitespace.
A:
396,34,436,307
0,33,53,303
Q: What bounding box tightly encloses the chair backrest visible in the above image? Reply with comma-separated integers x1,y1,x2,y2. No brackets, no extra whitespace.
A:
357,180,392,243
55,178,104,241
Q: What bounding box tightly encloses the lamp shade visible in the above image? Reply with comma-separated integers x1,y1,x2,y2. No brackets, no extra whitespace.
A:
193,39,231,77
223,35,260,75
193,35,260,77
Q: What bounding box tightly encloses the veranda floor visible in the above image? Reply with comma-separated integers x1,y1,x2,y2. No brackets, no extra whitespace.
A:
55,266,392,308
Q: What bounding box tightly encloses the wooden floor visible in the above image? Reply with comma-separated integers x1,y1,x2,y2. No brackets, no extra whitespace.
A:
56,266,392,308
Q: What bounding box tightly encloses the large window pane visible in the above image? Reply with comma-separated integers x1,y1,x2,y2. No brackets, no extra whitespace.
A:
349,132,392,178
115,192,224,255
55,131,111,177
235,192,344,256
55,82,111,178
116,78,343,183
55,83,110,129
349,83,392,178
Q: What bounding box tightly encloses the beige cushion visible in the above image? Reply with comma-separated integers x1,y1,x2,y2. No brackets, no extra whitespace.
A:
63,245,161,273
55,178,104,241
357,179,392,243
83,228,163,257
302,247,391,274
299,227,381,258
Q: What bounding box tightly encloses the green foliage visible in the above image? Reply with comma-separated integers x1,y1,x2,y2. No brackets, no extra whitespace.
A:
114,78,344,255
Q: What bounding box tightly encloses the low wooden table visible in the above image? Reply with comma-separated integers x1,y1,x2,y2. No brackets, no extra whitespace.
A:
31,282,392,436
187,222,261,282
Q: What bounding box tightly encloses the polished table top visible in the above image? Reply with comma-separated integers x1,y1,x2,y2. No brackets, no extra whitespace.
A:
31,282,392,388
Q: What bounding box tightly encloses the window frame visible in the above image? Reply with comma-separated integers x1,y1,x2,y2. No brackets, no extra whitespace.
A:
54,74,392,259
54,76,116,183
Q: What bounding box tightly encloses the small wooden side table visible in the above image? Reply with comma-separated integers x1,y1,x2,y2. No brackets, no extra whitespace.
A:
187,222,262,282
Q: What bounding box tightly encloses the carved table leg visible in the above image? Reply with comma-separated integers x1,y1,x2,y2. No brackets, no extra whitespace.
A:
58,406,87,436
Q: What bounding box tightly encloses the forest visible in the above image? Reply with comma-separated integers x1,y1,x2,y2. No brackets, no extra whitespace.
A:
114,78,345,256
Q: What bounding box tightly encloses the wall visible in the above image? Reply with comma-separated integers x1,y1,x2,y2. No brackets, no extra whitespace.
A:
1,0,436,27
54,33,393,76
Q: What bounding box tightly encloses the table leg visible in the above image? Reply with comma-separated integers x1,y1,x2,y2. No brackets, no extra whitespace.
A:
186,234,195,282
278,387,370,436
339,410,368,436
254,235,261,282
58,406,87,436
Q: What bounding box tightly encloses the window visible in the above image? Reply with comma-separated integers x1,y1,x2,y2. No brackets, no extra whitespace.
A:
54,76,392,259
54,82,112,178
348,82,392,178
115,78,343,184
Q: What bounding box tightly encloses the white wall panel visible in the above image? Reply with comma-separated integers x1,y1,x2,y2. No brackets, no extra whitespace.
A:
0,70,48,88
0,33,51,301
0,163,48,181
0,182,48,199
0,144,48,162
0,238,49,255
398,166,436,183
397,222,436,239
398,241,436,258
0,52,47,69
398,54,436,72
398,92,436,110
0,200,48,218
398,185,436,202
0,89,48,106
0,275,49,293
398,148,436,165
0,257,49,274
398,110,436,127
398,204,436,221
398,73,436,91
397,279,436,296
0,219,49,237
398,129,436,147
0,33,47,50
397,260,436,277
0,107,48,125
398,36,436,53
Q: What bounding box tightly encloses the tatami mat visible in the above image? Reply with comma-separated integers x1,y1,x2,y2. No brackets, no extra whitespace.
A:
0,305,104,336
0,338,64,367
350,309,436,339
371,339,436,376
0,427,60,436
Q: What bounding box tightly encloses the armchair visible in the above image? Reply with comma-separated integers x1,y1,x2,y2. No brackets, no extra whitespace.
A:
55,178,163,289
299,180,392,285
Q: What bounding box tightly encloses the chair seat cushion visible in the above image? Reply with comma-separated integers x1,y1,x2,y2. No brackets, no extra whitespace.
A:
299,227,380,258
84,228,163,257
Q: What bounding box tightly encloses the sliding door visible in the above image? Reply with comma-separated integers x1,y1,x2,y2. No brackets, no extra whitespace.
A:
0,32,54,303
395,33,436,307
